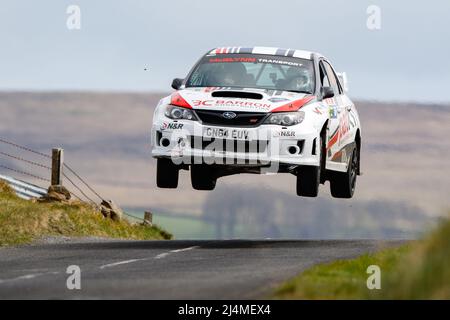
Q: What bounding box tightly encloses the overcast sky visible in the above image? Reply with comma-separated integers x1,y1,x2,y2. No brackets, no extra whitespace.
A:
1,0,449,102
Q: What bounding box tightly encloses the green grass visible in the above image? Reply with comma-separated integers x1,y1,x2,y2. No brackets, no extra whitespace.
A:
0,181,172,246
274,217,450,299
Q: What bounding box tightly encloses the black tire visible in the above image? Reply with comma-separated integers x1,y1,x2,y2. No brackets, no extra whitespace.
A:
296,135,324,197
329,147,358,198
156,158,179,188
191,165,217,190
319,133,327,184
296,165,320,197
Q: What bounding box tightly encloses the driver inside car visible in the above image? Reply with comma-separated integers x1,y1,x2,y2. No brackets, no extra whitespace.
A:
285,66,312,93
220,63,247,86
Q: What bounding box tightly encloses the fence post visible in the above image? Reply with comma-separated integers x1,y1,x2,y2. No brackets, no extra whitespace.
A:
51,148,64,186
144,211,153,226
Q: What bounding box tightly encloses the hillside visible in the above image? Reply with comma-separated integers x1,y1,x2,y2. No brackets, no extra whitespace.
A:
0,180,171,246
275,216,450,299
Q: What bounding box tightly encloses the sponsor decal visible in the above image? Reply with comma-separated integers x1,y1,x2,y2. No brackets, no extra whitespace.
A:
203,127,249,140
161,122,184,130
327,113,351,151
280,131,296,137
338,113,350,140
192,99,271,110
325,97,336,105
329,106,338,119
273,130,296,138
257,58,303,67
209,57,256,63
192,100,215,107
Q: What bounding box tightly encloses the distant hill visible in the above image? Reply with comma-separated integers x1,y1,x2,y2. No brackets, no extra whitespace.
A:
0,92,449,237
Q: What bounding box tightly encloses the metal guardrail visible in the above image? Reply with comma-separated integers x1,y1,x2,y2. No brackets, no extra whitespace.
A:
0,174,47,200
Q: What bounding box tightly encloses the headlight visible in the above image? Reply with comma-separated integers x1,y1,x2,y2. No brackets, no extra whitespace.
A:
165,105,197,120
264,111,305,126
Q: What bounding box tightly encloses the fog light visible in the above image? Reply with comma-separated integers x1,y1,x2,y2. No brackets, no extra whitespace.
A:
160,137,170,147
288,146,300,155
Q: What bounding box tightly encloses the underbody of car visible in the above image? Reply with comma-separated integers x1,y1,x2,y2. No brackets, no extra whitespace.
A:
151,47,361,198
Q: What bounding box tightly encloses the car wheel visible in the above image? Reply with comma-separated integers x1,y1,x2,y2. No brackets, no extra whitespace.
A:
329,147,358,198
156,158,179,188
319,134,327,184
191,165,217,190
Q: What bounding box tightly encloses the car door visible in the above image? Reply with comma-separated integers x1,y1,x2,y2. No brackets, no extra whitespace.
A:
319,60,342,163
323,61,354,164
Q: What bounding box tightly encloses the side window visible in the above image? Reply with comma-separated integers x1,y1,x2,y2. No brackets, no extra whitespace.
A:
319,62,330,88
323,61,342,95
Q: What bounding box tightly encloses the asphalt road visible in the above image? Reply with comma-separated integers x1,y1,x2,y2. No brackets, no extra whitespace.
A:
0,239,403,299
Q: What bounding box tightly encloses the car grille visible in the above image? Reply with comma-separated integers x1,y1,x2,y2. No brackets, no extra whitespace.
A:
189,136,268,153
194,110,268,127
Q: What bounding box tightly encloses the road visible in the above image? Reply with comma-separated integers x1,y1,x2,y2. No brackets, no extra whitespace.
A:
0,239,403,299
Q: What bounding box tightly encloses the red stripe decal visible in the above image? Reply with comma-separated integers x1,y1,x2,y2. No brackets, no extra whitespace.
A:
271,96,315,113
327,130,340,150
170,92,192,109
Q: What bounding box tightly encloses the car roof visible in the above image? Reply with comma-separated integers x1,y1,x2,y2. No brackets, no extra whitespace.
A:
209,46,326,60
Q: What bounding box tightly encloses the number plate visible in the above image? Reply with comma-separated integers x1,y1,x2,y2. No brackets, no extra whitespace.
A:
203,127,249,140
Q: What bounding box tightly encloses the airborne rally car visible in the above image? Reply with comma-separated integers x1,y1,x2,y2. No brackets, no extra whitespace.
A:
151,47,361,198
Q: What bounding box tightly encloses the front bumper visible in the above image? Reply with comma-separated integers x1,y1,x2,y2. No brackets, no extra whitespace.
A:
151,119,321,168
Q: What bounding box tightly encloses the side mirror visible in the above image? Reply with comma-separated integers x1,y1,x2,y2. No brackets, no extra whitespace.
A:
337,72,349,92
321,86,335,100
171,78,184,90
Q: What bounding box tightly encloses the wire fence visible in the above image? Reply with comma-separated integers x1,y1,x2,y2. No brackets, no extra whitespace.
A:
0,137,145,223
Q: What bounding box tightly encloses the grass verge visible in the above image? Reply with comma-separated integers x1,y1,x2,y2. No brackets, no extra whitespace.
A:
0,181,172,246
274,218,450,299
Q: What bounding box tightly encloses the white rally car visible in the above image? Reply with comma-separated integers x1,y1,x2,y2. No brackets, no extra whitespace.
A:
151,47,361,198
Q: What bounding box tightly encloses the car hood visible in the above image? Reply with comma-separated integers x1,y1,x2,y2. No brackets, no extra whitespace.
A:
177,87,313,113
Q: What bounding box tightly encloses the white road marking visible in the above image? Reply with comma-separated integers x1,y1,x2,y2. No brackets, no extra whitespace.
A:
0,271,60,284
170,246,199,254
155,253,169,259
0,247,201,283
156,246,199,259
99,246,199,268
99,259,143,269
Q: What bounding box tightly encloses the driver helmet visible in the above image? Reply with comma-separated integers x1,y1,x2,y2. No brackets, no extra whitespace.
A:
222,62,246,86
286,66,312,92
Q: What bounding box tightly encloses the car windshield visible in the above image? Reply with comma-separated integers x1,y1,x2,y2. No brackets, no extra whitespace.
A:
185,54,315,94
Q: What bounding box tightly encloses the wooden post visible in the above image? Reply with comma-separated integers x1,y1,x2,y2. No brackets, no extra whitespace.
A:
51,148,64,186
144,211,153,225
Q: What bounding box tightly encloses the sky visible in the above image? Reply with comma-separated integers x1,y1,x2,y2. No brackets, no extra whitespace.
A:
0,0,449,103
